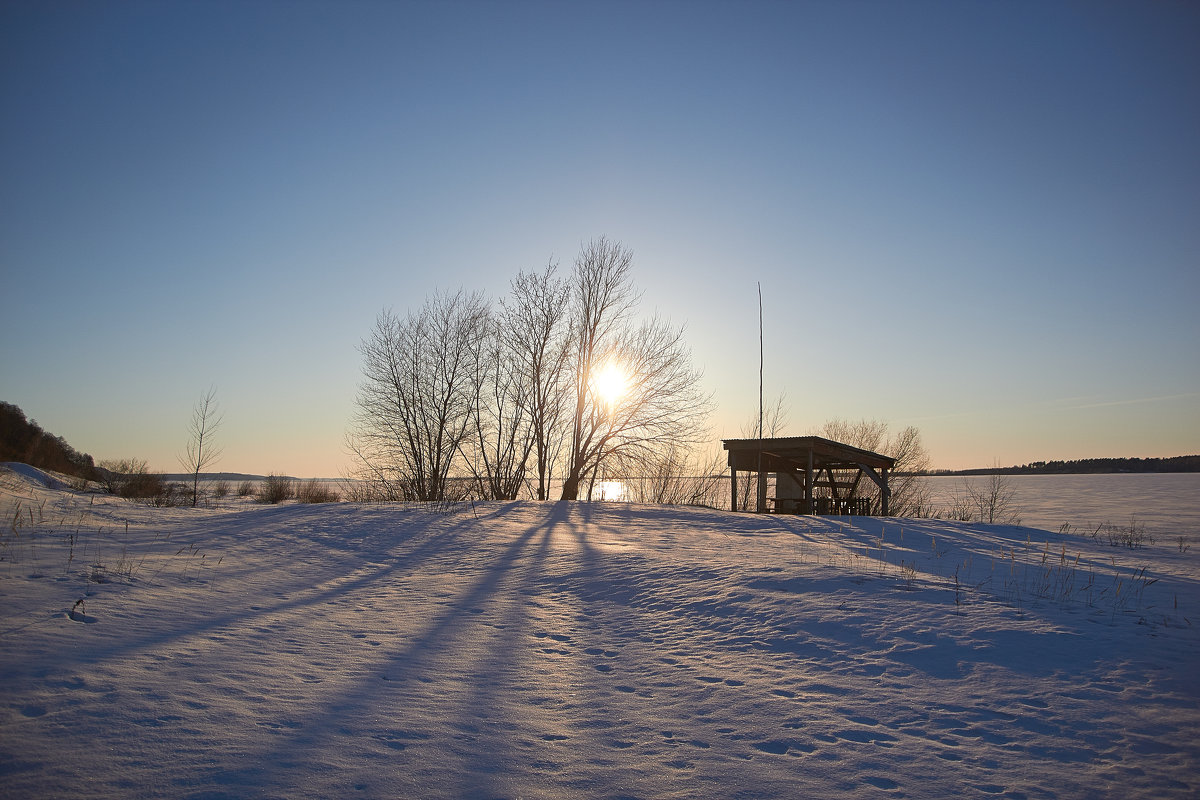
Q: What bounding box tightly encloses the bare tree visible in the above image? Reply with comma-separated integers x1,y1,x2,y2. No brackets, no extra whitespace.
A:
460,313,534,500
732,393,790,510
962,463,1020,524
559,238,711,499
179,386,222,507
560,238,636,500
819,418,931,516
624,441,728,507
501,262,572,500
350,291,488,501
574,318,711,500
348,238,708,504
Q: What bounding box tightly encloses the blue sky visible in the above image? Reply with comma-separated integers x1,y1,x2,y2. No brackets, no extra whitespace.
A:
2,0,1197,476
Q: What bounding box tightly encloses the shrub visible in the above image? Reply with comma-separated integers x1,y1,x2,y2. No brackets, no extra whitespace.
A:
212,480,230,498
962,471,1020,524
257,474,293,504
124,471,168,500
1096,517,1153,549
295,479,340,504
149,482,188,507
236,480,255,497
98,458,169,501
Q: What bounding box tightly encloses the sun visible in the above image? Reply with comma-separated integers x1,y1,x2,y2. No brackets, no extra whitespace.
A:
592,361,629,410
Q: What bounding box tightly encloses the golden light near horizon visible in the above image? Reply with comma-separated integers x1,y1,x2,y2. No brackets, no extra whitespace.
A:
591,361,630,411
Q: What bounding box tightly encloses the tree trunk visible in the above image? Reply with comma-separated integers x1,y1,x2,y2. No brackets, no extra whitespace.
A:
560,471,581,500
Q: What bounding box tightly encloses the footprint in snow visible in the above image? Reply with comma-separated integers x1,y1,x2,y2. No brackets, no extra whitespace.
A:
845,714,880,726
752,739,815,755
970,784,1006,794
372,730,430,750
833,728,898,745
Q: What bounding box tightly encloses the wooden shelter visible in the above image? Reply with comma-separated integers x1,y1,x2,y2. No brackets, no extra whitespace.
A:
722,436,896,516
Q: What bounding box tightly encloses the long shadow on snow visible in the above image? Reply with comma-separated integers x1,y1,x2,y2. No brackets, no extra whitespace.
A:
448,509,559,799
10,503,493,680
189,501,572,798
782,514,1200,600
551,510,1122,682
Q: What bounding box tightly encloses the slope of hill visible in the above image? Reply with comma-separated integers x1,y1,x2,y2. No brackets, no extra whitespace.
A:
0,402,97,481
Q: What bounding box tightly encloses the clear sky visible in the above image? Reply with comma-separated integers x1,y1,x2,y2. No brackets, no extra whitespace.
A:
2,0,1198,476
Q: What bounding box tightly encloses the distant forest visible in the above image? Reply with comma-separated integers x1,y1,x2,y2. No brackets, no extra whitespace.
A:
930,456,1200,476
0,401,98,480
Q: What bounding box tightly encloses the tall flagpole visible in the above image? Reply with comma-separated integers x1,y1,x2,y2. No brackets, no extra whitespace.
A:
757,282,763,511
758,281,763,438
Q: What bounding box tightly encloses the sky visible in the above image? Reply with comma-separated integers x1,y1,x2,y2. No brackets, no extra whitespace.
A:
2,0,1198,477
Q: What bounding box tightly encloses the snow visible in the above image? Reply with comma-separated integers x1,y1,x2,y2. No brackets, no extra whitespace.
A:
2,463,1198,799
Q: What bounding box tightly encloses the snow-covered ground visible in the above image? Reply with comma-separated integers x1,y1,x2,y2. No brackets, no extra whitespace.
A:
2,463,1197,799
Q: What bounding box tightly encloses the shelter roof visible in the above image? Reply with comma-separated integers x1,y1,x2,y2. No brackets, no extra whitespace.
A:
721,436,896,473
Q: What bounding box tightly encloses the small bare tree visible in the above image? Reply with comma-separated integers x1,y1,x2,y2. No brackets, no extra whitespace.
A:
351,291,488,502
819,418,931,516
963,464,1020,524
179,386,223,507
623,441,727,507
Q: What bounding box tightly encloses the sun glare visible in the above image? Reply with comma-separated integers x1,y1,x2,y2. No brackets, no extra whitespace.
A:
592,361,629,409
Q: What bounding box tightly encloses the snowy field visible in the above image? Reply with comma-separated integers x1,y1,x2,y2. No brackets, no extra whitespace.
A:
2,463,1198,799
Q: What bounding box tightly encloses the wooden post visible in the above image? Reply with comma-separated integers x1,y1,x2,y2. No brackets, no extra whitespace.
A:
730,468,738,512
804,448,813,514
756,468,767,513
881,468,890,516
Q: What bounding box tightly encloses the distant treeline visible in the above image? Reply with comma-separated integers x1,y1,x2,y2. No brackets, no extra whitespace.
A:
929,456,1200,476
0,401,99,480
160,472,282,483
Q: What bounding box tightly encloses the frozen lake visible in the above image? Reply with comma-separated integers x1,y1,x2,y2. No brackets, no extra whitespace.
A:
600,472,1200,544
925,473,1200,541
